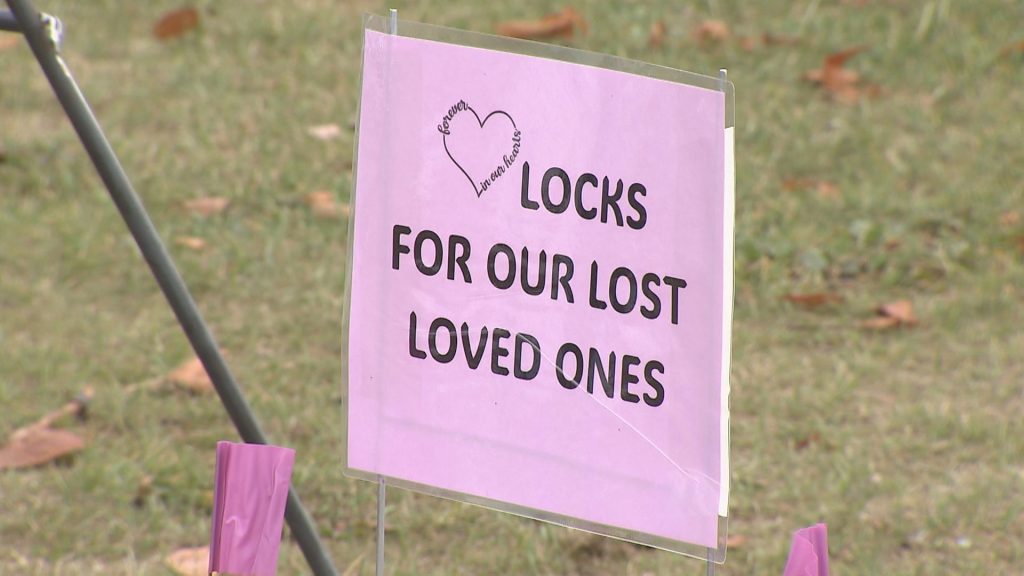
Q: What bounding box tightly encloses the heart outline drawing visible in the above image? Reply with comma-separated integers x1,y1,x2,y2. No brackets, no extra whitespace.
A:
442,105,520,198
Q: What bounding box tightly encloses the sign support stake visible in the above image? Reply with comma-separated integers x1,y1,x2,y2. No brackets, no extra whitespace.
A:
376,477,387,576
1,3,339,574
372,11,398,576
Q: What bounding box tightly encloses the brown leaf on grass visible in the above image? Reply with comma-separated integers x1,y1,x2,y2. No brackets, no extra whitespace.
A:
175,236,207,250
812,46,864,87
0,385,90,469
861,316,900,330
781,178,811,191
183,197,229,217
153,7,200,40
999,211,1020,227
794,432,822,451
726,534,748,547
164,546,209,576
167,356,214,393
782,292,843,308
0,35,20,51
804,46,874,104
496,7,586,40
1000,39,1024,57
879,300,916,324
0,427,85,470
861,299,917,330
693,19,730,44
307,123,342,141
737,36,758,52
19,387,94,434
762,32,801,47
782,178,841,200
816,181,841,200
648,20,667,49
305,191,351,219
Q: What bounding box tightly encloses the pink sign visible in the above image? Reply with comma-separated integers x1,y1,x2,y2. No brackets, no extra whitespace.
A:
345,21,731,551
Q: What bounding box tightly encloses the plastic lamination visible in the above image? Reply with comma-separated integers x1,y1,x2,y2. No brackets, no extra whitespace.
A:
342,14,734,564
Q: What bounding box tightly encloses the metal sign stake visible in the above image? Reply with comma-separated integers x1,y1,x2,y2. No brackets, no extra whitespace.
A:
1,2,339,574
376,477,387,576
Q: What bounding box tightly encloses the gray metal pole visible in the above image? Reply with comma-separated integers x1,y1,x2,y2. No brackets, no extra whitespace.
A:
375,478,386,576
0,9,19,31
4,2,339,574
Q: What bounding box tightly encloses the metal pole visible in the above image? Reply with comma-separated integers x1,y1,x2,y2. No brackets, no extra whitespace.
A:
4,2,339,574
377,12,396,573
0,9,18,31
375,478,386,576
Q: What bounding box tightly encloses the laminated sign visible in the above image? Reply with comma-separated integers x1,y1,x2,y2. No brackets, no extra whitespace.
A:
343,15,734,557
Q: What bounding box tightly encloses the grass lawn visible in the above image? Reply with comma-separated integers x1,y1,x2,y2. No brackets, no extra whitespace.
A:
2,0,1022,574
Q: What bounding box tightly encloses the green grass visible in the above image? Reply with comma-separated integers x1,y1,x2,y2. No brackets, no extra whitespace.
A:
2,0,1023,574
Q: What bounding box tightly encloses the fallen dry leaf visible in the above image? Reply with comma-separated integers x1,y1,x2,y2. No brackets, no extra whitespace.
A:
782,178,809,191
2,386,94,474
23,387,94,434
861,299,917,330
0,386,90,469
175,236,207,250
794,431,822,451
305,191,351,219
693,19,730,44
815,46,864,87
307,123,342,141
782,178,841,200
816,181,841,200
726,534,748,548
805,46,873,104
861,316,900,330
1000,39,1024,57
167,356,214,393
496,7,587,40
165,546,209,576
0,35,20,51
153,7,200,40
999,211,1020,227
782,292,843,308
879,300,916,325
648,20,667,49
762,32,801,47
183,196,229,217
0,427,85,470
